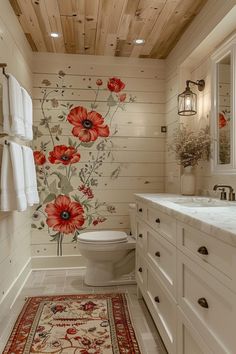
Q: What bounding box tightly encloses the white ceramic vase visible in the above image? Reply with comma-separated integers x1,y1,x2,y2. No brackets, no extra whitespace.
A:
181,166,195,195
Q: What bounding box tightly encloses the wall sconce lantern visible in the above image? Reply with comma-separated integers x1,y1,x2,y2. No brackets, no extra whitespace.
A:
178,79,205,116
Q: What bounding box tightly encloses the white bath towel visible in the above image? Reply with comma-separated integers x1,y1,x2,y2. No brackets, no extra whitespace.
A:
22,145,39,206
0,142,27,211
2,75,11,135
21,87,33,141
8,74,25,137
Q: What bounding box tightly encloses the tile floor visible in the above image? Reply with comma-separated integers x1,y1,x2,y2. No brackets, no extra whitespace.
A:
0,269,167,354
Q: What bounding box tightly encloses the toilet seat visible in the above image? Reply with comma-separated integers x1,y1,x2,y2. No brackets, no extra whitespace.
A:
78,230,127,244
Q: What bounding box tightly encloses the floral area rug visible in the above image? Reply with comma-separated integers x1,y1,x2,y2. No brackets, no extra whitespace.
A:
3,293,141,354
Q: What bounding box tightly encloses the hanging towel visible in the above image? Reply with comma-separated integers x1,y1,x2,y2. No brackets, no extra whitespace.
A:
8,74,25,137
2,75,11,135
0,142,27,211
21,145,39,206
21,87,33,141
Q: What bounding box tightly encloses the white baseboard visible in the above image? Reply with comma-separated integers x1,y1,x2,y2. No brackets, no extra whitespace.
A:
0,258,32,315
31,255,86,270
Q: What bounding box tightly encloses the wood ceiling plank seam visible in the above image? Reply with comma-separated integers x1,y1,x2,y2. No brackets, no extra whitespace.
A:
44,0,66,53
117,0,140,57
58,0,76,54
32,1,54,52
130,0,166,57
72,0,85,54
150,0,208,58
84,0,100,55
94,0,103,54
104,0,128,56
140,0,182,56
95,0,114,55
17,0,47,51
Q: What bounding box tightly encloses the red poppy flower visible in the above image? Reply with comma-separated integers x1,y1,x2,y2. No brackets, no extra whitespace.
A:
34,151,46,165
45,195,85,234
107,77,125,93
96,79,103,86
48,145,81,165
219,112,227,128
67,106,109,142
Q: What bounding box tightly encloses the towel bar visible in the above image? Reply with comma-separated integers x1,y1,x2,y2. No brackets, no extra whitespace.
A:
0,63,9,78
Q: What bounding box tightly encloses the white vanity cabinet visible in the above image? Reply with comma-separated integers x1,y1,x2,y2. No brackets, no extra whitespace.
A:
135,195,236,354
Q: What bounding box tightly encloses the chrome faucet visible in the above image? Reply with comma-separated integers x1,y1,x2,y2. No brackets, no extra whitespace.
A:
213,184,235,201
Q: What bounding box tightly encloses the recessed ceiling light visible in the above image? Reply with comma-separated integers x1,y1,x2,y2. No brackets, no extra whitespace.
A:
50,32,59,38
133,38,145,45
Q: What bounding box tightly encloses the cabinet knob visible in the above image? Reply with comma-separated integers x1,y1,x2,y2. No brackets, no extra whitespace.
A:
155,218,160,224
138,208,143,212
138,234,143,238
155,251,161,257
154,296,160,303
138,267,142,273
197,246,208,255
198,297,209,309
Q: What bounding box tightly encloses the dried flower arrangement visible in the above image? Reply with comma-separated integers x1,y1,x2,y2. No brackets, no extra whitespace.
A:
168,125,211,168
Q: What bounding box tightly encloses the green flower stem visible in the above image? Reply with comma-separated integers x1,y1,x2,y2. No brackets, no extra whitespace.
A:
110,103,120,126
93,86,100,106
57,233,64,256
104,105,111,118
83,150,100,186
41,90,57,146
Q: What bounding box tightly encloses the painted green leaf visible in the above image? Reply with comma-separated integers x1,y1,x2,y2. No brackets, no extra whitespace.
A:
52,172,73,194
48,180,58,194
107,93,117,107
31,224,37,229
43,193,56,204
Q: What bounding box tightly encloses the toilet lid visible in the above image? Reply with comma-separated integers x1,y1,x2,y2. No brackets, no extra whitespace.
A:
78,231,127,243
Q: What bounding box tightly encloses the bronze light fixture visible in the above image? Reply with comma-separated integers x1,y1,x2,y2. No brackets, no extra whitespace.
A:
178,79,205,116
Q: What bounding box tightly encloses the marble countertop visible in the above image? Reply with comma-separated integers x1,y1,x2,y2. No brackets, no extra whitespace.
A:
135,193,236,247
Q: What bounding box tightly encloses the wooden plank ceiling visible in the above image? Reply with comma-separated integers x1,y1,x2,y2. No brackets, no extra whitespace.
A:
10,0,207,59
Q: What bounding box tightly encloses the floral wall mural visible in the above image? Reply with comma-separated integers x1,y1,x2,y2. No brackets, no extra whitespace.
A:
32,54,165,260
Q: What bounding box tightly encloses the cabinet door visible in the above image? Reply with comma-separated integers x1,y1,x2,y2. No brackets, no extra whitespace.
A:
145,265,177,354
177,307,213,354
136,252,146,290
146,206,176,245
146,225,176,298
177,251,236,354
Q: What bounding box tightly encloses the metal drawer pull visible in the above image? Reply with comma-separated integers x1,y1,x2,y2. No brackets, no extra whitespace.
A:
198,297,209,308
138,234,143,238
197,246,208,255
138,208,143,212
155,251,161,257
154,296,160,303
155,218,160,224
138,267,142,273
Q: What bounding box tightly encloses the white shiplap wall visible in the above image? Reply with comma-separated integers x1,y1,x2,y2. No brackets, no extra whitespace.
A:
0,0,32,319
32,53,166,263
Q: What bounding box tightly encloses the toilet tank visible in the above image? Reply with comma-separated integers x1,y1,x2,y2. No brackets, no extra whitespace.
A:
128,203,136,238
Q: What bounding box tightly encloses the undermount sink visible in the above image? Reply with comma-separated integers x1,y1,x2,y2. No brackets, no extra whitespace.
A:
171,197,233,208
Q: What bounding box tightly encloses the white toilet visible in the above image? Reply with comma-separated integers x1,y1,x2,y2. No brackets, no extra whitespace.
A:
77,204,136,286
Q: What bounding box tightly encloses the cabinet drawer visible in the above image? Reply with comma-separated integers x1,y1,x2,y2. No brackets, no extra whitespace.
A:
177,222,235,291
146,225,176,298
177,307,213,354
136,252,146,289
147,207,176,244
145,266,176,354
136,221,147,251
178,252,236,354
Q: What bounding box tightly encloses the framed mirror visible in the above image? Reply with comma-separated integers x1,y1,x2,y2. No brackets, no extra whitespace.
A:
211,35,236,174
